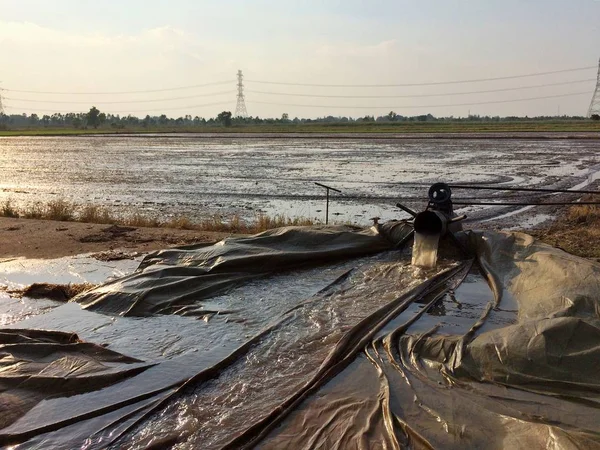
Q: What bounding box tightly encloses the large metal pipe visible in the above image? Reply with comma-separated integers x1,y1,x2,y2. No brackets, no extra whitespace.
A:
414,210,467,236
413,210,448,236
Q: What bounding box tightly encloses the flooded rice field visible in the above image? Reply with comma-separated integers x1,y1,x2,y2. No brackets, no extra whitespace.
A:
0,133,599,226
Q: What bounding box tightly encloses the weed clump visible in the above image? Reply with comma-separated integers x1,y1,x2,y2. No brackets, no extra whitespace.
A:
22,202,45,219
79,205,114,224
566,204,600,224
0,199,19,218
46,199,76,221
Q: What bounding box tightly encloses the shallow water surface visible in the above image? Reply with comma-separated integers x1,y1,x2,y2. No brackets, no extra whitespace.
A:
0,135,598,225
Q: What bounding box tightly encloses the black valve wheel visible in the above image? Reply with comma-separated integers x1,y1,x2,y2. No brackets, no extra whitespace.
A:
428,182,452,205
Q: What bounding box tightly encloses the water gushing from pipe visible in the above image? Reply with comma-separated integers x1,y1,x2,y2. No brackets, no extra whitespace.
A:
411,210,447,269
411,232,441,268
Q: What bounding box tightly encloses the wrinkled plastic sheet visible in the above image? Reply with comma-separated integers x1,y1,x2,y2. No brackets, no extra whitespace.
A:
0,329,150,432
73,223,412,317
0,224,599,449
244,232,600,450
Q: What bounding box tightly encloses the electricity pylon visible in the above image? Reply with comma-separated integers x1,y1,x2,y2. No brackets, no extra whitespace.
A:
235,70,248,118
587,58,600,117
0,83,4,115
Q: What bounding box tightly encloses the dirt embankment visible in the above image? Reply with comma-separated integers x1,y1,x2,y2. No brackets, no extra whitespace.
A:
0,205,597,261
0,217,230,259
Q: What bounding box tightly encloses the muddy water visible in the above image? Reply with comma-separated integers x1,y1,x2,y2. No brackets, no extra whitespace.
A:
0,255,140,325
411,232,440,268
0,135,598,225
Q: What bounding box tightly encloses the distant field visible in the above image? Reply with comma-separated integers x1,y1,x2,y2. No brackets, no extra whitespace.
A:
1,120,600,136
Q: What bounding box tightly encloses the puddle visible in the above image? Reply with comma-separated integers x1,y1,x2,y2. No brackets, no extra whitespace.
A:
0,254,141,290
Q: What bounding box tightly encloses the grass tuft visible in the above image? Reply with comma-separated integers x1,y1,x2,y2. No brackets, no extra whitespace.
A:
566,203,600,224
530,196,600,259
45,199,76,221
79,205,114,224
164,216,195,230
22,202,45,219
121,212,161,228
254,213,316,232
0,199,19,218
198,214,232,233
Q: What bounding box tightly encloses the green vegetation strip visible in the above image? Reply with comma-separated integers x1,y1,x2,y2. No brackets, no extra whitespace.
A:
2,121,600,137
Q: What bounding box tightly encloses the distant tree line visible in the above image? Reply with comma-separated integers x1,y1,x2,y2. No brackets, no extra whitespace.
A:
0,106,593,131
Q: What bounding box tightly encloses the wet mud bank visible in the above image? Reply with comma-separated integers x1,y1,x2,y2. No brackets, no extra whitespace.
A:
0,217,228,259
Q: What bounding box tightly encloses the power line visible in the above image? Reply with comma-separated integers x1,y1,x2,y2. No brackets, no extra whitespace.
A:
7,79,592,107
3,91,236,105
250,91,590,110
246,66,597,88
3,100,232,114
247,78,596,99
3,65,595,95
7,91,589,114
2,80,236,95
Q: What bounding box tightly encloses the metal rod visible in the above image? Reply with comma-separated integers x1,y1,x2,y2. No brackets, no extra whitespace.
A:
326,188,330,224
453,201,600,206
315,182,341,224
395,202,418,217
314,182,342,193
448,214,467,223
449,184,600,195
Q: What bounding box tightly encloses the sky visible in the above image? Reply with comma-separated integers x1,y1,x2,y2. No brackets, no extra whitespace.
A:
1,0,599,119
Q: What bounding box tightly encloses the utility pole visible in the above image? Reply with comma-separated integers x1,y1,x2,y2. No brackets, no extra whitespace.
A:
235,70,248,118
587,58,600,118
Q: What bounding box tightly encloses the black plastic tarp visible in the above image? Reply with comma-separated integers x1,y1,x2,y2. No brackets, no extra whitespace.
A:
1,225,599,449
73,223,413,317
0,329,150,431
